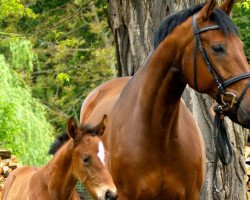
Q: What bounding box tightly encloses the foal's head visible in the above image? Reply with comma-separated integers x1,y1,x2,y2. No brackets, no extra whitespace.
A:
155,0,250,127
66,115,117,200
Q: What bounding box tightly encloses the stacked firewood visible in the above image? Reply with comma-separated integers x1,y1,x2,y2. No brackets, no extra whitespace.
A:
246,145,250,199
0,150,21,199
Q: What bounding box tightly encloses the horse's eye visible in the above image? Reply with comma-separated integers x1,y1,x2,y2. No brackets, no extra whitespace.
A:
82,156,91,165
211,44,226,54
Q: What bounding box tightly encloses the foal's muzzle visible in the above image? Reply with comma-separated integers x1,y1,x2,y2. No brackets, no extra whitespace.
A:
104,189,118,200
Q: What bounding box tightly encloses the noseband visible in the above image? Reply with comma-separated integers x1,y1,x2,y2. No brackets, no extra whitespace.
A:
192,14,250,195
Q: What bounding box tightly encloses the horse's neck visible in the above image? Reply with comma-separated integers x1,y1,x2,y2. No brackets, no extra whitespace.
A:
42,141,77,199
137,42,185,127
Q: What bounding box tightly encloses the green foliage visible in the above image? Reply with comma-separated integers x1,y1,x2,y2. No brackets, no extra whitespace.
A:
57,72,70,82
233,3,250,58
0,0,36,21
236,0,250,10
0,37,37,74
0,0,116,134
0,55,53,166
25,0,116,132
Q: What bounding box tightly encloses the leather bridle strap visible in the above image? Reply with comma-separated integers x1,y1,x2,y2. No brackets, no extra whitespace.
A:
192,14,250,104
192,14,250,195
223,73,250,88
235,80,250,111
193,14,222,92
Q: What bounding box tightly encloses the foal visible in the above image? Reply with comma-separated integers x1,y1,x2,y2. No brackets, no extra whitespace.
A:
2,116,117,200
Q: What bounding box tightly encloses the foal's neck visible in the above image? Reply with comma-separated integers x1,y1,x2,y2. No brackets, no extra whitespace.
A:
43,140,77,199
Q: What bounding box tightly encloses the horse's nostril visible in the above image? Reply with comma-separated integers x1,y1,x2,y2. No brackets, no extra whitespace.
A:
105,190,112,199
113,193,118,200
105,190,117,200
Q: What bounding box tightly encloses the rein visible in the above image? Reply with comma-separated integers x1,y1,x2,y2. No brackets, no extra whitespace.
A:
192,14,250,194
212,105,232,194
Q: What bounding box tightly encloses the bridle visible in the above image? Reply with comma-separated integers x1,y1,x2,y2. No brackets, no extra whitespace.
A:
192,14,250,195
193,14,250,111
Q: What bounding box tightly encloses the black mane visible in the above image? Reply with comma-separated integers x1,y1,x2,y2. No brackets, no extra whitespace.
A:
48,125,98,155
154,4,239,49
48,132,69,155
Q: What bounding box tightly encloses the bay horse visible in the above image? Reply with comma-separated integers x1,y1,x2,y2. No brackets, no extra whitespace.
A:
80,0,250,199
2,116,117,200
80,77,130,145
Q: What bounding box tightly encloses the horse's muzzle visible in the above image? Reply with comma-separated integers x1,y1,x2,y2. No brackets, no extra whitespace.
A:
226,106,250,129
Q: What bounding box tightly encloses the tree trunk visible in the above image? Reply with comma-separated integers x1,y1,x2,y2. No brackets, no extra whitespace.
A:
108,1,247,199
108,0,194,76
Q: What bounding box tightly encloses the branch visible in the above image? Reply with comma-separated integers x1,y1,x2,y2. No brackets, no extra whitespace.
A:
41,100,69,118
0,0,98,38
35,0,97,36
43,0,74,13
58,24,86,40
32,69,55,76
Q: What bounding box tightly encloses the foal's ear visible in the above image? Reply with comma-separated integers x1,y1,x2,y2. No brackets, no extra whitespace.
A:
220,0,235,15
67,117,79,139
198,0,217,19
96,115,108,136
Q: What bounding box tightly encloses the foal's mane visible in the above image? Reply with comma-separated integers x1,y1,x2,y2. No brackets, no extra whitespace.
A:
48,125,97,155
154,3,238,49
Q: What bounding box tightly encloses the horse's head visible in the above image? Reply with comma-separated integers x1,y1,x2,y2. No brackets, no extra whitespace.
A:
67,115,117,200
180,0,250,128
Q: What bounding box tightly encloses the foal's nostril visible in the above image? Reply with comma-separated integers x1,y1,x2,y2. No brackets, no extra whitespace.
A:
105,190,118,200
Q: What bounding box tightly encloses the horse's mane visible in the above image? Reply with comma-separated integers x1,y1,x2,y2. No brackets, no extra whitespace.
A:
48,132,69,155
154,3,238,49
48,125,98,155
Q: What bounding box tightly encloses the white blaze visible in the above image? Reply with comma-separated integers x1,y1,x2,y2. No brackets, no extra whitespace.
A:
98,141,105,165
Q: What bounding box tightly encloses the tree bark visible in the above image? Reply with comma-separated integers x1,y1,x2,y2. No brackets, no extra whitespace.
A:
108,0,194,76
108,1,247,199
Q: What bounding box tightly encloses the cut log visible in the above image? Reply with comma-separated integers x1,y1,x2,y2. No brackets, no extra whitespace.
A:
246,147,250,159
0,150,11,159
246,164,250,176
3,172,9,178
8,165,17,170
247,157,250,165
2,166,9,173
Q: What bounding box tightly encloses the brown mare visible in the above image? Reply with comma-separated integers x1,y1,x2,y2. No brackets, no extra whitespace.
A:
2,116,117,200
80,0,250,199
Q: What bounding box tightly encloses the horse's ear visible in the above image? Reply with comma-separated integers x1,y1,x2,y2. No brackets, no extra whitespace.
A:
96,115,108,136
198,0,217,19
220,0,235,15
67,117,78,139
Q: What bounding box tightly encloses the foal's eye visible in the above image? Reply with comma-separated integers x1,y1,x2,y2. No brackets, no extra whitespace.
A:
211,44,226,54
82,156,91,165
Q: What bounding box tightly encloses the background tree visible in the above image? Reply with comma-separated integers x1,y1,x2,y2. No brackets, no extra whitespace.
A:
107,0,249,199
0,44,53,166
0,0,117,134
